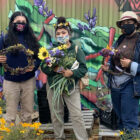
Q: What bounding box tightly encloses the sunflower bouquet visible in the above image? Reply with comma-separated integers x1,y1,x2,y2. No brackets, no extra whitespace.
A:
38,45,67,68
38,45,76,92
38,45,76,122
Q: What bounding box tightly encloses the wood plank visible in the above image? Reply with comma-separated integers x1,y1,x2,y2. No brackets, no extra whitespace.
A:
68,114,94,119
40,124,93,130
69,118,93,122
102,136,120,140
41,125,93,130
81,110,95,113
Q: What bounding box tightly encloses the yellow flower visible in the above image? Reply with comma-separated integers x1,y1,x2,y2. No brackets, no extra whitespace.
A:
57,44,67,50
21,122,31,127
0,107,2,115
10,123,14,127
57,46,62,50
0,118,6,125
0,127,11,133
38,47,49,60
5,128,11,133
38,129,44,134
0,136,3,140
65,22,69,26
58,23,63,27
114,133,118,136
30,122,41,130
27,49,34,55
120,131,124,135
106,45,112,50
53,24,56,27
36,133,40,136
20,130,25,133
62,44,67,49
17,43,22,47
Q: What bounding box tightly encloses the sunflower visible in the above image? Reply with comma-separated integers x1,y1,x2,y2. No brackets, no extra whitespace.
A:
38,47,49,60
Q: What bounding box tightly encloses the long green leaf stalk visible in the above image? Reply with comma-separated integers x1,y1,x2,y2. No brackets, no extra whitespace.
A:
49,74,75,123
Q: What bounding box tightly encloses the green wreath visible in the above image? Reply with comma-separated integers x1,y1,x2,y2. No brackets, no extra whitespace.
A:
0,44,35,75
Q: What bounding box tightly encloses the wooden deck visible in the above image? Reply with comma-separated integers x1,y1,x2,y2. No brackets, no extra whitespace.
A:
38,110,121,140
39,110,95,139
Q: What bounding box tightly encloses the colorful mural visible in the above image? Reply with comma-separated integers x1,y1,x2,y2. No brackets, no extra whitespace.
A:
0,0,140,111
115,0,140,15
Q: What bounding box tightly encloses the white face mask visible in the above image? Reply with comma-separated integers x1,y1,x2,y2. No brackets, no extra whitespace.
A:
56,35,69,44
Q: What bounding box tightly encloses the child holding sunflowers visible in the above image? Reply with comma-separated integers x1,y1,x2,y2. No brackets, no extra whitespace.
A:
41,17,88,140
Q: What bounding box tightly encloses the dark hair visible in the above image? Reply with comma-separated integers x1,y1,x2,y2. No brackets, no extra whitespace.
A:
55,17,72,34
4,11,40,57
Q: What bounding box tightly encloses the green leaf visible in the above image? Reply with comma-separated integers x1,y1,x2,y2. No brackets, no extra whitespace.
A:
86,61,101,70
30,23,42,33
16,0,33,16
8,10,13,18
80,37,97,54
30,6,46,24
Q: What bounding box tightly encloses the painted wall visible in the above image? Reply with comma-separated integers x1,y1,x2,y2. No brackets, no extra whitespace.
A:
0,0,140,110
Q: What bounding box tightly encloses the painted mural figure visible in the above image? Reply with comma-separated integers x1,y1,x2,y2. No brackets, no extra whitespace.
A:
0,11,41,124
41,17,88,140
102,11,140,131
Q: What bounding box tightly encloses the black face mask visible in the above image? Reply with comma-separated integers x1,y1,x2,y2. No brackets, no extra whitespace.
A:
13,22,27,33
121,24,135,35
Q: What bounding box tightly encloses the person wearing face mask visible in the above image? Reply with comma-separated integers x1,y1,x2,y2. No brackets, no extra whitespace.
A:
101,11,140,131
41,17,88,140
0,11,41,124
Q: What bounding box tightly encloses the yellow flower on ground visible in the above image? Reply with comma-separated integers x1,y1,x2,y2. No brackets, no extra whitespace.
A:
30,122,41,130
5,128,11,133
38,47,49,60
0,136,3,140
20,130,25,133
21,122,31,127
10,123,14,127
36,133,40,136
0,118,6,125
38,129,44,134
0,127,11,133
0,107,2,115
120,131,124,135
